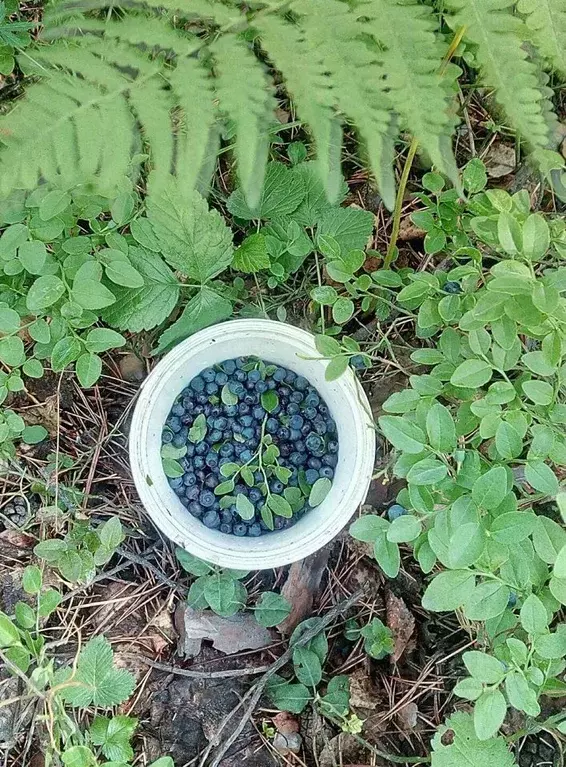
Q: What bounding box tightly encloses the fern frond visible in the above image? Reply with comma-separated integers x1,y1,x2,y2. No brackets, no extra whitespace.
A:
291,0,396,208
129,79,174,189
256,13,343,204
212,34,276,211
137,0,238,26
169,58,217,197
357,0,457,182
517,0,566,78
444,0,552,153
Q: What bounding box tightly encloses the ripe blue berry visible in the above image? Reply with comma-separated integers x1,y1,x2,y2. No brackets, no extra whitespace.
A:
162,430,173,443
215,371,228,385
183,472,197,486
222,359,236,375
289,414,304,430
249,488,262,503
319,466,334,479
220,523,233,534
233,522,247,536
444,281,462,294
305,468,319,485
188,501,203,517
200,490,216,508
190,376,205,392
387,504,406,521
248,523,262,536
184,486,200,501
202,510,220,528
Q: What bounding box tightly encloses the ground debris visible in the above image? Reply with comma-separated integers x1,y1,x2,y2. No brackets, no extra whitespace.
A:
278,546,330,634
175,604,273,657
273,731,302,755
386,590,415,662
485,142,515,178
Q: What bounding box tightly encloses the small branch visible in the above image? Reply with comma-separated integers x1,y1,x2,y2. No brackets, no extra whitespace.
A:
128,655,271,680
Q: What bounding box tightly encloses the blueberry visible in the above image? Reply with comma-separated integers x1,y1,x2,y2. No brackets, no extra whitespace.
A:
322,453,338,467
202,367,215,382
305,468,319,484
208,429,223,443
273,368,286,382
213,417,227,431
240,415,253,427
196,393,208,405
224,404,238,417
313,419,327,435
232,422,243,434
236,356,248,368
203,510,220,528
205,452,219,468
240,449,253,462
171,403,184,417
267,379,277,390
252,407,264,420
248,369,261,383
279,443,291,458
444,280,462,294
243,393,256,405
200,490,216,508
304,393,320,408
173,484,185,497
290,452,305,466
289,428,302,441
167,416,182,433
242,427,255,440
162,430,173,443
306,432,323,454
304,407,317,421
185,485,200,501
222,359,236,375
221,510,234,524
215,372,228,386
234,483,248,496
266,418,279,433
195,442,208,455
277,427,290,441
169,476,183,489
507,592,517,608
183,472,197,486
193,456,205,470
249,488,262,503
219,442,234,457
205,475,219,489
290,391,304,404
295,376,308,390
229,381,245,396
254,471,263,484
238,403,250,415
349,355,368,370
387,504,407,521
188,501,203,517
328,440,339,453
234,522,248,536
289,414,304,430
320,466,334,479
274,516,287,529
248,523,262,537
220,522,233,534
287,403,300,416
190,376,205,392
256,381,268,393
206,382,219,395
284,370,296,385
270,480,284,494
307,457,322,470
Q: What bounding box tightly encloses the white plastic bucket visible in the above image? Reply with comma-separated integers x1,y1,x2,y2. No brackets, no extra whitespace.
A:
129,319,376,570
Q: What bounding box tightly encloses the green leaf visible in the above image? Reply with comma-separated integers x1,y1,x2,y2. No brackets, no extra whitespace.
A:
471,467,508,510
520,593,548,634
268,680,310,714
21,425,47,445
325,355,349,381
378,415,426,454
293,646,322,687
26,275,66,312
15,601,35,629
495,421,523,459
85,329,126,354
505,672,540,717
308,477,332,507
38,588,62,618
90,715,137,763
426,403,456,452
99,517,124,550
105,258,144,288
227,162,305,220
233,233,270,273
522,379,553,406
176,549,213,576
386,514,421,543
34,539,67,562
58,635,135,707
261,389,279,413
18,240,47,274
311,287,339,307
349,515,388,543
521,213,549,262
490,512,537,544
148,174,233,281
102,247,180,333
75,353,102,388
22,565,42,594
0,336,24,367
331,297,354,324
373,532,400,578
525,460,559,495
0,612,20,647
268,494,293,518
162,458,184,478
450,359,492,388
188,413,207,444
431,712,515,767
382,389,421,414
464,583,509,621
462,159,487,193
535,631,566,659
39,190,70,220
474,688,507,740
406,458,448,485
554,544,566,580
72,278,116,311
453,677,484,701
0,307,19,333
463,651,506,684
236,493,256,521
317,206,374,253
315,334,342,356
254,592,291,627
61,746,96,767
51,337,82,372
422,570,476,612
155,287,232,353
533,516,566,563
204,573,242,617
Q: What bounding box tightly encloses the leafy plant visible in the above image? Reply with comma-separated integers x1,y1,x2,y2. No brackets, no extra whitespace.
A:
2,0,565,206
176,548,291,625
34,516,125,583
0,0,35,76
350,160,566,751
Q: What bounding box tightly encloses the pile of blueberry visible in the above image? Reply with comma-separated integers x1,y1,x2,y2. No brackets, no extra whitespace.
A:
161,357,339,537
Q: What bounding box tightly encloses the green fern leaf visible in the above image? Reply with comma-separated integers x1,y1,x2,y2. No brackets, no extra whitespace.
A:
358,0,457,182
518,0,566,78
212,33,276,211
256,13,343,204
444,0,552,154
129,79,174,191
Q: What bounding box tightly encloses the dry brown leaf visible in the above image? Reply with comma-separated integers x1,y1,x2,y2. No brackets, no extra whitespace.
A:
398,218,426,241
485,143,515,178
278,547,330,634
397,702,418,731
386,590,415,662
176,605,272,657
273,712,300,735
349,668,381,711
